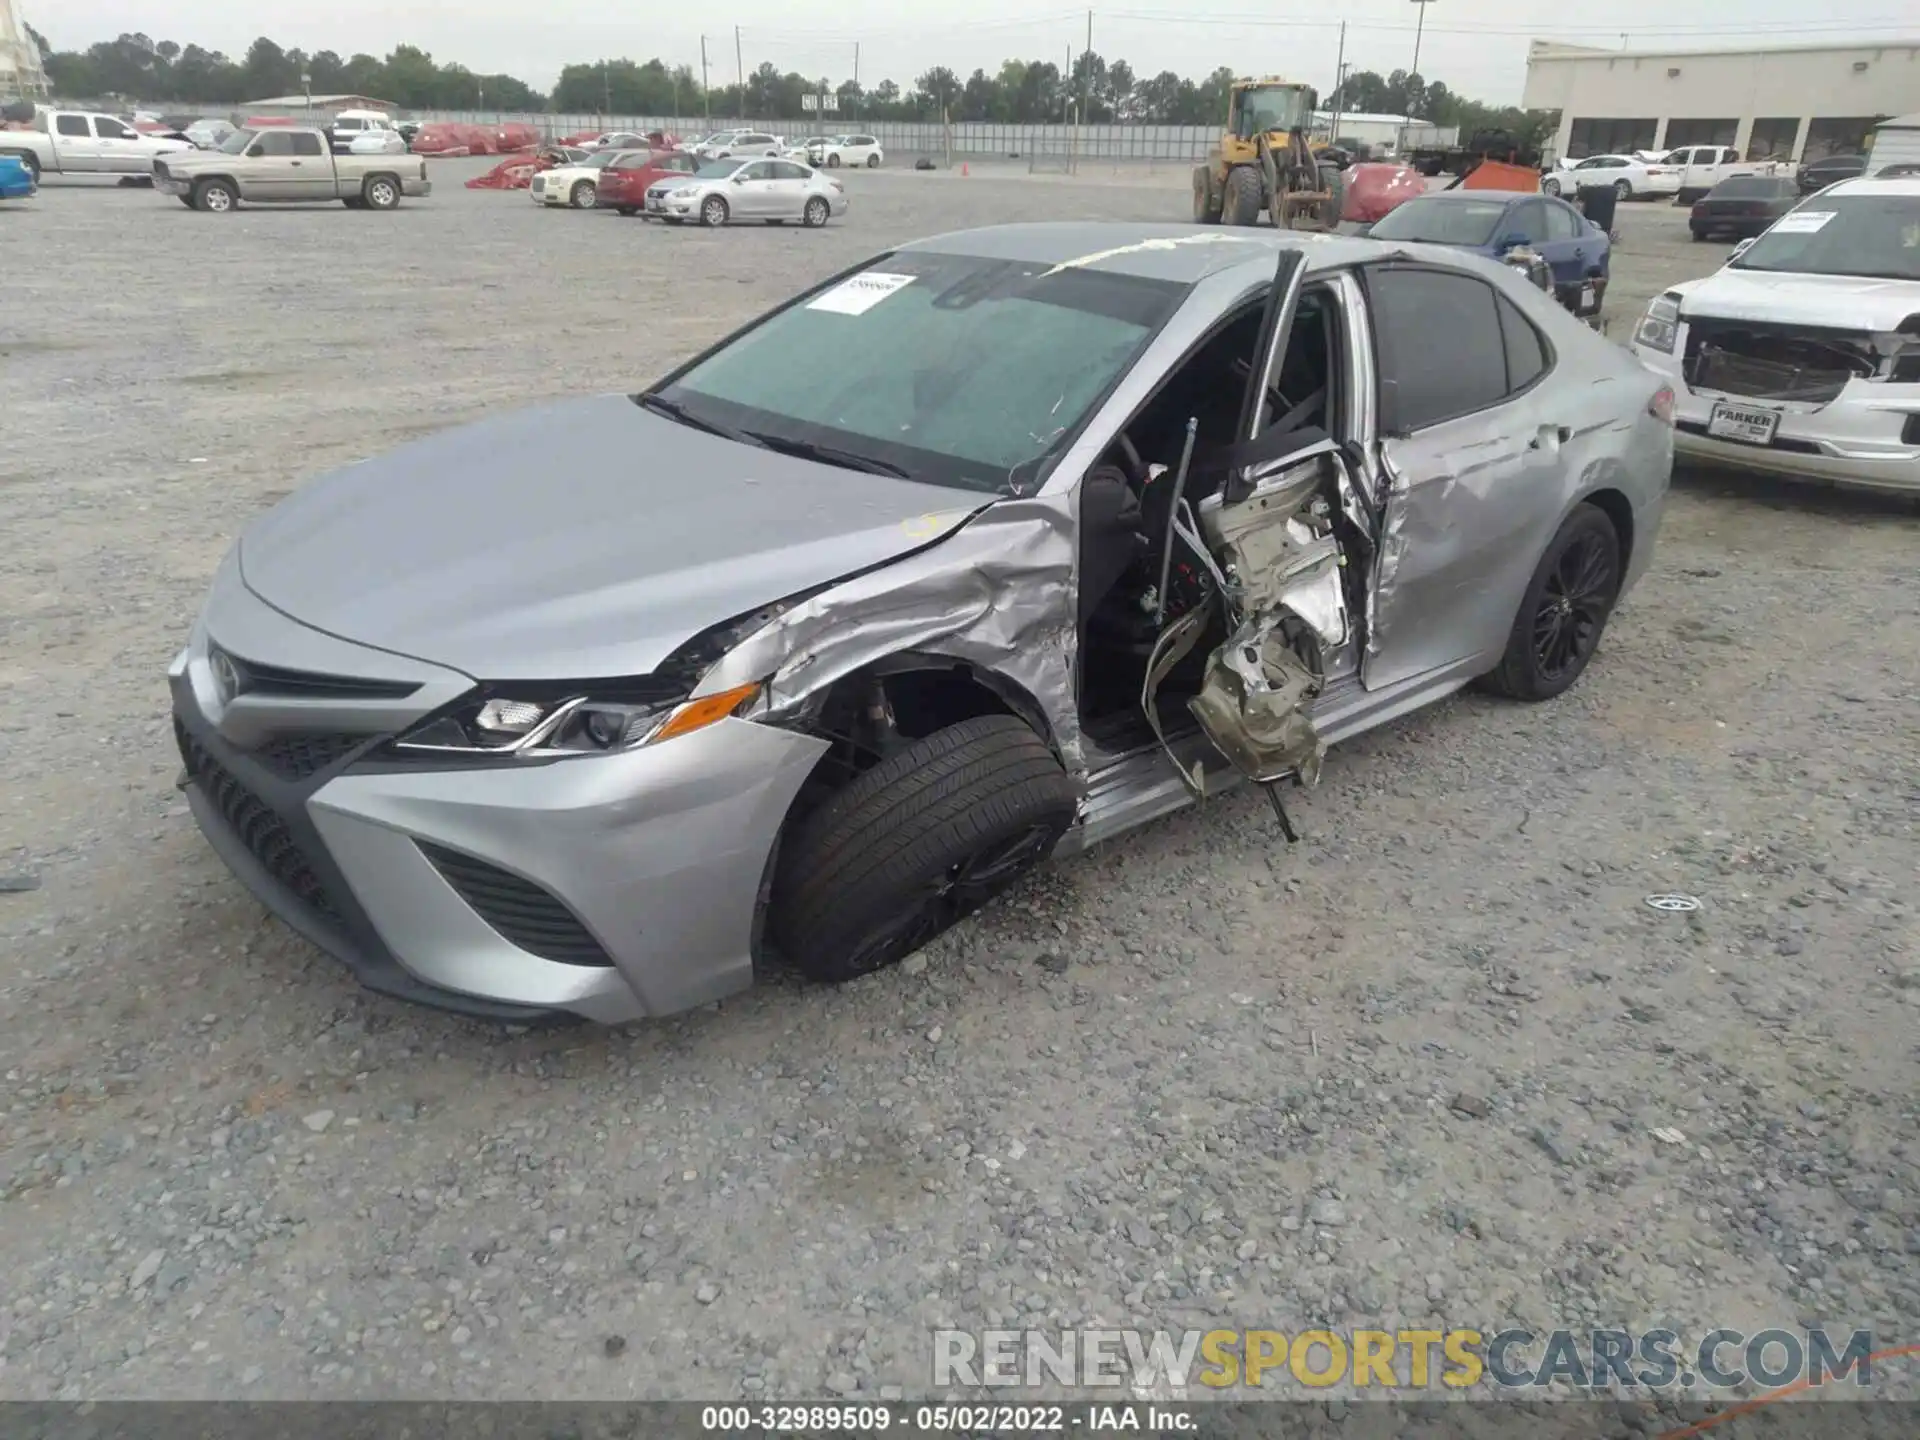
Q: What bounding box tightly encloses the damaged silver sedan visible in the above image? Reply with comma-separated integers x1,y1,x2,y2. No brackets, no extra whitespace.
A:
168,222,1673,1024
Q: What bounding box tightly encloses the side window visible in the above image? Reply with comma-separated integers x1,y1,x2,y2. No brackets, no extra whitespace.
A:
95,117,133,139
739,161,772,181
252,131,297,157
56,114,90,136
1508,200,1549,244
1367,268,1510,432
1543,201,1581,241
773,161,809,180
1496,294,1549,394
290,132,324,157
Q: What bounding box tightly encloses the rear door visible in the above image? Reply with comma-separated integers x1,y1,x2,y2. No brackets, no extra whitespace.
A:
52,113,99,171
286,130,334,201
769,160,814,216
1360,263,1571,691
1538,199,1593,289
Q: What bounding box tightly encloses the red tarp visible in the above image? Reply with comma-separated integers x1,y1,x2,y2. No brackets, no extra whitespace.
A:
1340,162,1429,224
411,122,543,157
466,149,571,189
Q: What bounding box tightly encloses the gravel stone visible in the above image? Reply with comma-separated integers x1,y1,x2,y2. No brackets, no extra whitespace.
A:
301,1110,335,1134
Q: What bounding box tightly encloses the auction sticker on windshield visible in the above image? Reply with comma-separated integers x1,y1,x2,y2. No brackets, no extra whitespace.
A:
1771,210,1834,234
1708,400,1781,446
808,272,915,315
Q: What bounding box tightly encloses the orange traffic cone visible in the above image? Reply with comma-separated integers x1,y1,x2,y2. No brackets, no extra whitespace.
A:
961,162,969,177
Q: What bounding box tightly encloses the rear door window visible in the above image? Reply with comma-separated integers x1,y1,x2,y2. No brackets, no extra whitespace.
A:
57,114,89,136
290,132,324,157
1366,267,1513,432
1543,201,1582,240
252,131,298,157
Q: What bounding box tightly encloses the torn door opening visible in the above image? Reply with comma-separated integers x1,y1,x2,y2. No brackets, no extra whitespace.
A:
1140,450,1353,796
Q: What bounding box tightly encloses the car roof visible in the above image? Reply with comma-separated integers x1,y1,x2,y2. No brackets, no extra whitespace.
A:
1395,190,1526,203
1824,176,1920,196
898,222,1390,283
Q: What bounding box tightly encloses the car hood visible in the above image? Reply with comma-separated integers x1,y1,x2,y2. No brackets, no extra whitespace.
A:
237,394,987,681
1673,268,1920,329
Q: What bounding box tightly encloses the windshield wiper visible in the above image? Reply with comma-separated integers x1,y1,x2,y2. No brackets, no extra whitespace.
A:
741,430,912,479
636,391,753,443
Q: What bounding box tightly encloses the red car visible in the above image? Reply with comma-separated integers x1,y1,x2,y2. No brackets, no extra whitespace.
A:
596,150,703,215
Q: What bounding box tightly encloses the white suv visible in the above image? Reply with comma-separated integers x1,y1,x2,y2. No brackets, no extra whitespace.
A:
811,134,884,169
700,130,782,160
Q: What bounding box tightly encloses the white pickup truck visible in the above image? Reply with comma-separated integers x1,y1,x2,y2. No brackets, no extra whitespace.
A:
0,108,191,182
1664,144,1789,203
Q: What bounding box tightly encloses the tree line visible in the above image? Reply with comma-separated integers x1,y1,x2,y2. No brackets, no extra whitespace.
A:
30,25,1551,146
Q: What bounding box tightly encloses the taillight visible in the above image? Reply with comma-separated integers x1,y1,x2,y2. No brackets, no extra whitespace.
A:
1649,386,1675,424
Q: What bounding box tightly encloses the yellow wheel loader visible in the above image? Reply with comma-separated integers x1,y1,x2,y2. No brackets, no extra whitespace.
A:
1191,78,1341,230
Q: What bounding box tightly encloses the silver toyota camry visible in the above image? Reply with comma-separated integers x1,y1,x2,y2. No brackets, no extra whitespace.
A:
170,223,1673,1024
642,155,848,227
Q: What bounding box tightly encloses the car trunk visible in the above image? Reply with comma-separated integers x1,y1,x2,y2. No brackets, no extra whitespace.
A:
1682,316,1879,404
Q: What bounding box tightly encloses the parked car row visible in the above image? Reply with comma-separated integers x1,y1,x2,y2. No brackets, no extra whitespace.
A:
521,143,850,227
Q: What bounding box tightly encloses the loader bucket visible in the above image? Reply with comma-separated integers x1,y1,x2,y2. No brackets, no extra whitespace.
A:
1460,160,1540,192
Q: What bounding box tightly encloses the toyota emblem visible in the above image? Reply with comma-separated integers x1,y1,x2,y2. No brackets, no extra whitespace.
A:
210,649,241,703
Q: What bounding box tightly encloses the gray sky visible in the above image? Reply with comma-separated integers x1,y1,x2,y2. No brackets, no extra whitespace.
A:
31,1,1920,104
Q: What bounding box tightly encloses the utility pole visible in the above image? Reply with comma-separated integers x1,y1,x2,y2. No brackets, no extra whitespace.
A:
1409,0,1433,103
853,41,860,120
735,25,745,122
700,36,711,126
1330,21,1345,142
1079,7,1093,171
602,59,610,120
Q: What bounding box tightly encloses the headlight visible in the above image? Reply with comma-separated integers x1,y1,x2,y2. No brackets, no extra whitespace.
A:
395,682,761,759
1634,295,1681,354
671,185,695,197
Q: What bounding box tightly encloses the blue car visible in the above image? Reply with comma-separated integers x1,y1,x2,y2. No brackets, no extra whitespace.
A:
0,153,34,201
1365,189,1609,318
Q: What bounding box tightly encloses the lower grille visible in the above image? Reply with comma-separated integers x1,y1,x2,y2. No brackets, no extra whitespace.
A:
418,842,614,967
1683,319,1874,405
175,720,341,924
255,732,368,781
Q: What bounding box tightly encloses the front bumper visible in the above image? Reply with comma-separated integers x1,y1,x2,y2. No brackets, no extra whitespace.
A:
1633,338,1920,494
168,561,826,1023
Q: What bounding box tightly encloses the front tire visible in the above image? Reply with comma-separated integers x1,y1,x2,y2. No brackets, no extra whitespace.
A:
1613,177,1632,200
772,715,1077,984
1223,165,1263,226
1481,503,1623,702
802,196,829,227
192,178,236,213
1191,165,1223,223
569,180,596,209
1541,175,1560,196
701,194,729,227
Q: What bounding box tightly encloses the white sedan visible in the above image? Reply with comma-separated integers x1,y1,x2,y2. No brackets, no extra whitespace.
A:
528,150,639,209
1628,177,1920,494
1542,153,1678,200
641,156,848,227
808,133,884,169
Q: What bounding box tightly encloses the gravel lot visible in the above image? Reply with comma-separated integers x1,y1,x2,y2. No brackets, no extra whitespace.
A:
2,159,1916,1408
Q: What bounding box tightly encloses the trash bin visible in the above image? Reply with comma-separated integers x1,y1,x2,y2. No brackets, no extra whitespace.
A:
1576,183,1618,233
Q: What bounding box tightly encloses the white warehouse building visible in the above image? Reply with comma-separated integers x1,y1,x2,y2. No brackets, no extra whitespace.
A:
1523,38,1920,164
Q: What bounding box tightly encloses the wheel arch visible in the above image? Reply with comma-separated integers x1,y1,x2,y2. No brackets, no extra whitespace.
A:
1576,485,1636,575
